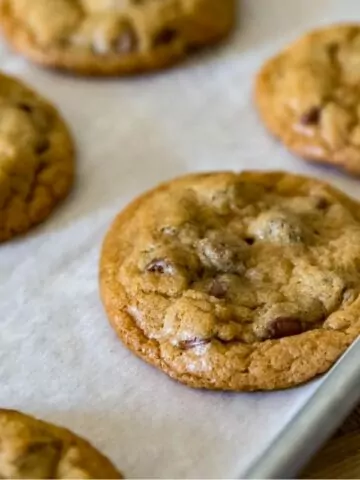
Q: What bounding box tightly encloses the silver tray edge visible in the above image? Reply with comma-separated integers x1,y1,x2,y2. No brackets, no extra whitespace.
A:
244,338,360,479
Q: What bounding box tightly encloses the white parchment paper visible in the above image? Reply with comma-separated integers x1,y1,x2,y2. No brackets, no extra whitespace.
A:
1,1,360,478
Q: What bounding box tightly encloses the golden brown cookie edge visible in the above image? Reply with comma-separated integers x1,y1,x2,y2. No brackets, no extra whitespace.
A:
254,24,360,177
0,73,75,243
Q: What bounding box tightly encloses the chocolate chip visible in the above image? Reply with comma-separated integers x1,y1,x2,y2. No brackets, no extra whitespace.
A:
245,237,255,245
26,440,56,454
327,42,339,60
268,318,303,339
198,236,245,274
179,338,210,350
115,26,138,53
209,279,227,299
36,138,50,154
17,102,33,113
315,197,330,210
300,107,321,125
24,437,63,458
146,258,173,274
153,28,178,47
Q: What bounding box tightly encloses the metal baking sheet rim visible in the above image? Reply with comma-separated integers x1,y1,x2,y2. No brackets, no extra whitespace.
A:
244,336,360,479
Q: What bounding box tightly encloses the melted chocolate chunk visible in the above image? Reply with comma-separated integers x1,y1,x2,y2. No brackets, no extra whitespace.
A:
209,279,227,299
154,28,178,47
315,197,330,210
17,102,33,113
268,318,303,339
36,138,50,155
327,42,339,61
245,237,255,245
300,106,321,125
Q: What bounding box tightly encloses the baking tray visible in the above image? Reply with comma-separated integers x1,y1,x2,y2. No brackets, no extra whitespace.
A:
245,338,360,479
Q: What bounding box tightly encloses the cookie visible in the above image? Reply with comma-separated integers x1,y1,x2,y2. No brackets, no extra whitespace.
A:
0,0,236,76
0,409,122,478
100,171,360,391
0,72,74,242
255,24,360,176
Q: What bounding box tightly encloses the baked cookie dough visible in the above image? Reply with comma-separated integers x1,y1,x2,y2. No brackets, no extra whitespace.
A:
100,171,360,391
0,409,122,478
0,72,74,242
0,0,236,75
255,24,360,176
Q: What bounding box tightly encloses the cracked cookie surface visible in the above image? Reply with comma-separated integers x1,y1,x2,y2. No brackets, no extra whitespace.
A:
0,0,236,75
0,72,74,242
100,171,360,391
0,409,122,479
255,24,360,176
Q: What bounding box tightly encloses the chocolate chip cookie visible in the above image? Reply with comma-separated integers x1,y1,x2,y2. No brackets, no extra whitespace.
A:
0,409,122,478
255,24,360,176
100,171,360,391
0,72,74,242
0,0,236,75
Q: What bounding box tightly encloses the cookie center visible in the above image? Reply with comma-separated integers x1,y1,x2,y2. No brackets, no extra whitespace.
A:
120,175,360,349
